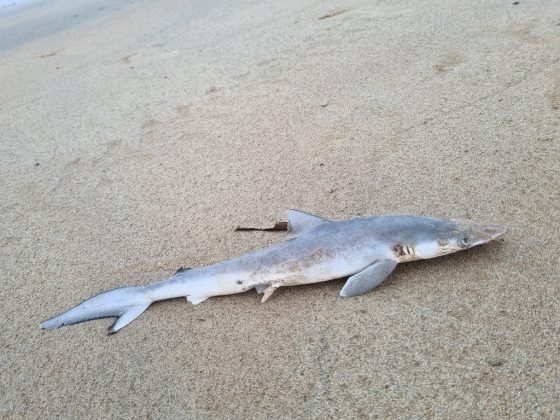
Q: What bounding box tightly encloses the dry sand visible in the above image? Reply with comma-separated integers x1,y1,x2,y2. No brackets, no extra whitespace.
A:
1,0,559,417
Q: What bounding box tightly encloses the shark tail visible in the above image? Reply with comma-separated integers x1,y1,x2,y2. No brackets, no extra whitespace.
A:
40,286,152,334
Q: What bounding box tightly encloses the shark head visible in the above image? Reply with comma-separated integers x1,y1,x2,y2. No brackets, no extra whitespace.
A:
407,218,506,260
418,219,506,259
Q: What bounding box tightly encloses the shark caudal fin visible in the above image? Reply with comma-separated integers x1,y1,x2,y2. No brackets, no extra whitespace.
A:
40,286,151,334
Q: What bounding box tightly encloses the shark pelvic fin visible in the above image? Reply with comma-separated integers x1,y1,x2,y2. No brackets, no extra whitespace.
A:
340,259,398,297
286,209,330,237
261,284,280,303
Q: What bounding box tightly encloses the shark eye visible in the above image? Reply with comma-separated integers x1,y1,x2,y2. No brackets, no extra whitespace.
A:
458,236,470,248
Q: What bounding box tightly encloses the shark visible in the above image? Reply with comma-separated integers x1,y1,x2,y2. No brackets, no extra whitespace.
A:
40,210,505,334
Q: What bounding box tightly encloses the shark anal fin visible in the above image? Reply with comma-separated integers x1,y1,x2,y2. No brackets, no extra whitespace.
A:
340,259,397,298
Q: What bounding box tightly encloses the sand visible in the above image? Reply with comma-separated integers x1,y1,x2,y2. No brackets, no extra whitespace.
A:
1,0,559,417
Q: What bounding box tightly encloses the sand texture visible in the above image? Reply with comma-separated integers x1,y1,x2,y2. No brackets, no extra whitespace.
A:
1,0,559,417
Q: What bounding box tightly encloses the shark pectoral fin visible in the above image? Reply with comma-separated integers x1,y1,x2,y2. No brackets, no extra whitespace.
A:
286,210,331,238
340,259,398,298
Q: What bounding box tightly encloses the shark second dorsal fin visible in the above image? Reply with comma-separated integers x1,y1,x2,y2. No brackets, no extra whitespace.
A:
286,209,331,237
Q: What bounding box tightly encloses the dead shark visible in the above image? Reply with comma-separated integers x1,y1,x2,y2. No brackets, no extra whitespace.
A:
40,210,505,334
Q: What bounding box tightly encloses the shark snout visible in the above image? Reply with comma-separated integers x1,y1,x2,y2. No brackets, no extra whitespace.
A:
472,223,506,244
483,224,506,239
452,219,506,246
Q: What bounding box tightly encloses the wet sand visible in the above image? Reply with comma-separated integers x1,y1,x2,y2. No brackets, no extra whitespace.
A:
1,0,559,417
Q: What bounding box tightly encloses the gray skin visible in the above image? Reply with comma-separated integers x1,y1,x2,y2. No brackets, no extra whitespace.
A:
40,210,505,334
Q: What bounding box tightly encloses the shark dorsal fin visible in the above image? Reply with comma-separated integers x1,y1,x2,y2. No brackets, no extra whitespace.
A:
286,210,331,237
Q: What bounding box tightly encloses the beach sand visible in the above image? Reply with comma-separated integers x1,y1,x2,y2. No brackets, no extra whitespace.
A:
1,0,559,417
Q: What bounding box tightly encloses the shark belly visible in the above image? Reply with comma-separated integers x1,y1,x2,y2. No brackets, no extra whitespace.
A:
204,232,391,292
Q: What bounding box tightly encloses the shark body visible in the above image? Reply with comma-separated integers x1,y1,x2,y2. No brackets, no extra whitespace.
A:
40,210,505,334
